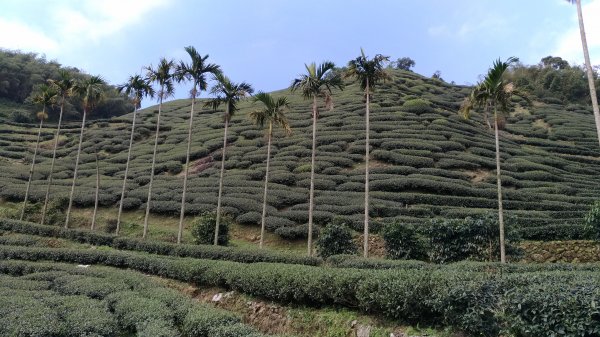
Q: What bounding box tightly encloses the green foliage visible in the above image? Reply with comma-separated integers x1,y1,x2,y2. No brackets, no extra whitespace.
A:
316,219,356,258
382,222,427,260
401,98,434,114
0,218,322,265
422,214,521,263
184,216,228,247
4,246,600,337
584,200,600,240
0,259,266,337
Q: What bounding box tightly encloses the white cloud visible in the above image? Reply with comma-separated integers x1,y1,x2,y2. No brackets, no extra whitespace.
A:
0,0,169,56
552,0,600,64
53,0,170,42
0,18,58,53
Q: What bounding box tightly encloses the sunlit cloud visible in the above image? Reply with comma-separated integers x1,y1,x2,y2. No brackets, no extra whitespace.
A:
0,0,170,56
552,0,600,64
0,18,58,54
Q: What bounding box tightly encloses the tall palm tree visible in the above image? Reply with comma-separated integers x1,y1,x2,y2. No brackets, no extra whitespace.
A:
290,62,343,256
91,150,101,230
21,85,55,220
567,0,600,146
460,57,518,263
116,75,155,235
250,92,291,248
175,46,221,244
41,70,76,225
65,75,106,228
143,58,175,238
345,49,390,258
205,73,253,245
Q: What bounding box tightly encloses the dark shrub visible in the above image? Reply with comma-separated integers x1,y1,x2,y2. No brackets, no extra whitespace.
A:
191,212,231,246
382,222,427,260
316,219,356,258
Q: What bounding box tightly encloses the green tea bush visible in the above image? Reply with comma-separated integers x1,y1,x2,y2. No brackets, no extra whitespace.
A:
382,222,427,260
401,98,434,114
316,219,356,258
422,214,521,263
584,200,600,240
3,246,600,336
275,224,315,240
191,212,231,246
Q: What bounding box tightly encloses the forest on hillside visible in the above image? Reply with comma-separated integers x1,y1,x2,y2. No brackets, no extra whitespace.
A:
0,49,132,122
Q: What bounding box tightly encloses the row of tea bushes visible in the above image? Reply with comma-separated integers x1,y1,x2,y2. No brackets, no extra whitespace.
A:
0,259,268,337
1,244,599,336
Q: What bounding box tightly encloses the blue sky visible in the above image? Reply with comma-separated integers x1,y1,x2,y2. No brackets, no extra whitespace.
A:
1,0,599,105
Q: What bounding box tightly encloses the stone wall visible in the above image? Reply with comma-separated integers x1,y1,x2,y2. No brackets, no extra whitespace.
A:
520,240,600,263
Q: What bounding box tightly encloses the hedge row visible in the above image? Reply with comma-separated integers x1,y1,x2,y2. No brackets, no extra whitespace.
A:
0,259,267,337
2,245,600,336
0,218,321,266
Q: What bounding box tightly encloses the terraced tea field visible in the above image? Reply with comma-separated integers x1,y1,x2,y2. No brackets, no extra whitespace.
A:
1,69,598,240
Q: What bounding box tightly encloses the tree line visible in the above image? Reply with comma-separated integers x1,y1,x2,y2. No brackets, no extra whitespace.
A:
0,49,132,121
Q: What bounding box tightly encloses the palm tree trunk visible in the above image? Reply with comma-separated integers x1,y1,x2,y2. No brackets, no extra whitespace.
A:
214,106,230,246
575,0,600,146
116,105,139,235
483,103,492,130
363,80,370,258
259,123,273,249
143,90,164,239
307,96,318,256
41,99,65,225
494,110,506,263
178,90,197,244
21,114,44,221
65,108,88,228
91,152,100,230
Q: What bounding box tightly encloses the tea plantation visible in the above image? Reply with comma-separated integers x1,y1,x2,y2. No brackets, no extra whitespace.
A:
1,69,598,240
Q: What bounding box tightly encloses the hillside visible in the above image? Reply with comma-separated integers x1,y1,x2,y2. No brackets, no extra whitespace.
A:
1,68,599,240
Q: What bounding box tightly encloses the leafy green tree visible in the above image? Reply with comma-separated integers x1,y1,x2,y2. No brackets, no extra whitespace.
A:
65,75,106,228
290,62,343,256
250,92,291,248
316,220,356,258
41,70,76,225
382,222,427,260
191,212,231,246
143,58,175,238
116,75,155,234
175,46,221,244
206,73,253,245
460,57,518,263
566,0,600,146
393,57,415,71
20,85,55,220
345,49,390,257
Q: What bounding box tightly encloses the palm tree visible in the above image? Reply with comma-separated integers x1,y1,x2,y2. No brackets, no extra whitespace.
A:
290,62,343,256
65,75,106,228
41,70,76,225
460,57,518,263
143,58,175,238
345,49,390,258
21,85,55,220
175,46,221,244
116,75,155,235
91,150,101,230
205,73,253,245
250,92,291,248
567,0,600,146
